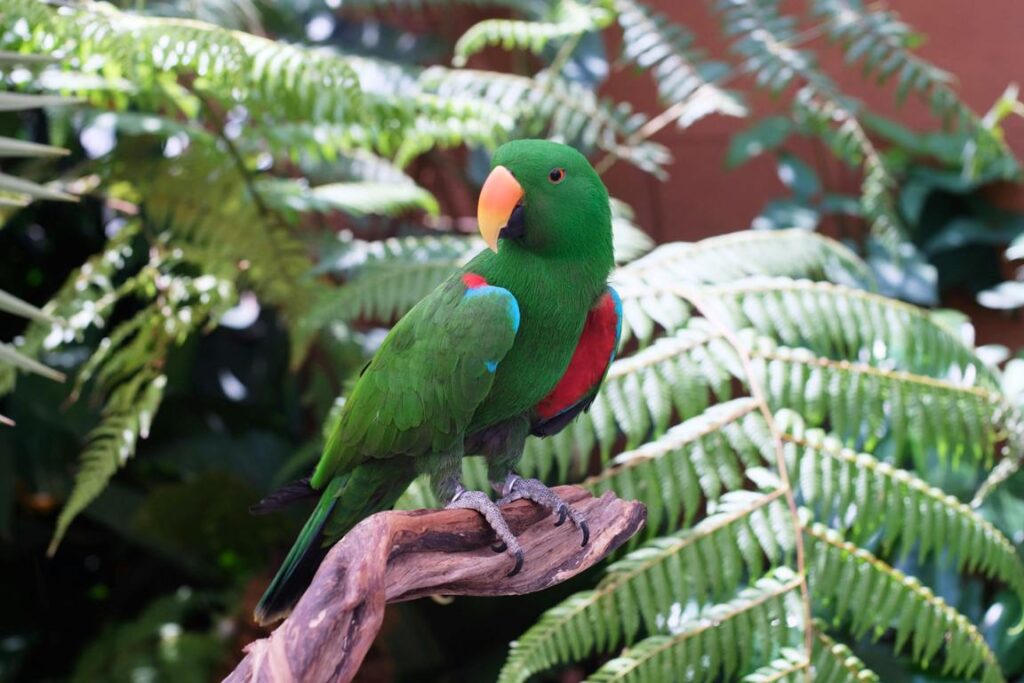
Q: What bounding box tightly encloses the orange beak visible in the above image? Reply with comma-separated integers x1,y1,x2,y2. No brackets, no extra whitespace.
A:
477,165,524,253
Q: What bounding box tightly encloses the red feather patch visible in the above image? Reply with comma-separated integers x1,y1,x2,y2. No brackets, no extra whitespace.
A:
462,273,488,289
536,293,618,419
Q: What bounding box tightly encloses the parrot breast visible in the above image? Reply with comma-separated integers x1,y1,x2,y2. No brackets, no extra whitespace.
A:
534,291,620,419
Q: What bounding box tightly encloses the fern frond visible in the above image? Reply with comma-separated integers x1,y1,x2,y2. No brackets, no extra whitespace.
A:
306,234,478,327
615,0,746,127
747,336,1005,468
419,67,669,174
3,1,368,128
805,523,1005,683
259,179,440,218
704,277,999,388
610,198,654,265
111,140,311,321
811,630,879,683
713,0,911,247
47,372,166,555
811,0,1014,175
453,0,614,67
792,88,908,248
583,398,767,534
812,0,950,101
779,411,1024,606
583,568,804,683
742,648,808,683
391,92,518,165
498,489,793,683
613,230,875,346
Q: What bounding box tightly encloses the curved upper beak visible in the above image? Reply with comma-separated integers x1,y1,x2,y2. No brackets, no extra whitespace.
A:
477,165,524,253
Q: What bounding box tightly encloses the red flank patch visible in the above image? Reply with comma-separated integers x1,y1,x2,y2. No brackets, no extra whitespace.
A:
536,293,618,419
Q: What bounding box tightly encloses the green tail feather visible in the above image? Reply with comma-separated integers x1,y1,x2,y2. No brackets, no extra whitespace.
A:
254,460,415,625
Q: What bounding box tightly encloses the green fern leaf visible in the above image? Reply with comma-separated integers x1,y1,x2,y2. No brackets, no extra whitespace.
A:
615,0,746,127
419,67,669,174
259,179,440,218
805,522,1005,683
705,277,1000,388
779,410,1024,607
811,630,879,683
583,398,768,534
453,0,614,67
583,568,804,683
613,230,875,345
742,647,808,683
610,198,654,265
307,234,478,327
498,490,793,683
48,373,167,555
747,335,1006,469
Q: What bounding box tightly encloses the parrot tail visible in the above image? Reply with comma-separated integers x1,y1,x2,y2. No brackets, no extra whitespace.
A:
254,460,415,625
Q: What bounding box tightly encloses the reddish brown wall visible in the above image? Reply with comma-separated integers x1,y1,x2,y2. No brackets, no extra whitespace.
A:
600,0,1024,244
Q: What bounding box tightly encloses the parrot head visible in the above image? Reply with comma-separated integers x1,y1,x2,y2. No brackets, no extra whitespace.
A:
477,140,613,265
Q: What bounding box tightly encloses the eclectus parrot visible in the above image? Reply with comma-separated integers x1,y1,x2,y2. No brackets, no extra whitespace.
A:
254,140,622,624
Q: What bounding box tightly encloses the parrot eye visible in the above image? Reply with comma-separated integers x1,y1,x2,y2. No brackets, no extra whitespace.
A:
548,168,566,184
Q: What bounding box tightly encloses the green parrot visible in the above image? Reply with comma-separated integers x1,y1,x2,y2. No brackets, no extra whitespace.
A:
254,139,622,624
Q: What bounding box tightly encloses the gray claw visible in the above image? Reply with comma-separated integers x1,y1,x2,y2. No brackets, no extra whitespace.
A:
507,549,524,577
554,505,568,527
501,475,589,546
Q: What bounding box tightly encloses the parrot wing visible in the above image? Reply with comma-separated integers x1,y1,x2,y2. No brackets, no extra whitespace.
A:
531,286,622,437
310,273,520,489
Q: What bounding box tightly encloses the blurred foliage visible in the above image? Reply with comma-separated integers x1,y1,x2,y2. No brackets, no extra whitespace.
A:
0,0,1022,681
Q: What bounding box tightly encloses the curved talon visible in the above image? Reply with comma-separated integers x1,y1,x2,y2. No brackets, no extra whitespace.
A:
507,549,524,577
554,505,568,527
492,541,507,553
580,521,590,547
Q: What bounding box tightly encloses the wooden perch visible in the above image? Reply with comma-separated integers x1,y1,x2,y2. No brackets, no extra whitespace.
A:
225,486,646,683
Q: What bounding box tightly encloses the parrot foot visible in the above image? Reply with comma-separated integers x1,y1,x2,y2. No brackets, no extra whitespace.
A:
446,487,524,576
498,475,590,547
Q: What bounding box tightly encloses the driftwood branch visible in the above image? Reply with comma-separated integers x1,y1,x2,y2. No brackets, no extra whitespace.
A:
225,486,646,683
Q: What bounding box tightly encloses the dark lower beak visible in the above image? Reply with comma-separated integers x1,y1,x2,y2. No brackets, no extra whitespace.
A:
499,203,525,241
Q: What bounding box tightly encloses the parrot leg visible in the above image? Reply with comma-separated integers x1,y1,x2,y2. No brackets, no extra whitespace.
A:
497,474,590,547
426,446,525,576
445,485,524,576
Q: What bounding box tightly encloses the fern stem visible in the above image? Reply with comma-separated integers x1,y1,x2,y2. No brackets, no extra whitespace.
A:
673,286,814,683
194,90,283,229
593,17,838,175
753,348,1002,402
759,658,810,683
545,32,583,80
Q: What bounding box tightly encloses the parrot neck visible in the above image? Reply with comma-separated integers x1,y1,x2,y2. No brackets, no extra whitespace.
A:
475,241,612,311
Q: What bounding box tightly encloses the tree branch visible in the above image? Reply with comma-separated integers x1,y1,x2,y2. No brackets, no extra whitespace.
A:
225,486,646,683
